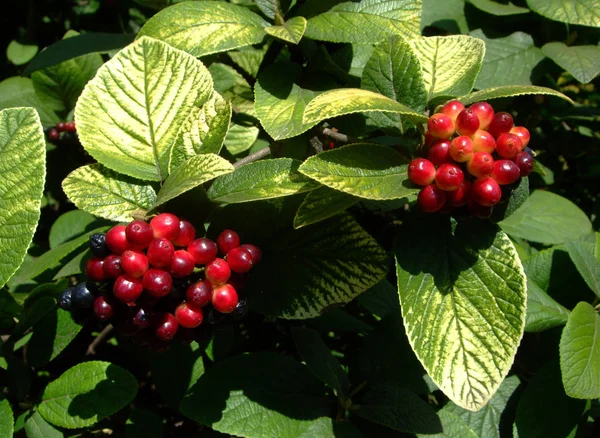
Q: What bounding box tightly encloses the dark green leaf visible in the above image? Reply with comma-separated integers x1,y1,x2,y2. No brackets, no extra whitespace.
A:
564,240,600,297
294,186,359,229
490,177,529,223
419,409,478,438
467,0,529,16
205,326,234,363
542,43,600,84
48,210,99,248
524,278,570,332
356,280,399,319
125,408,163,438
306,308,373,333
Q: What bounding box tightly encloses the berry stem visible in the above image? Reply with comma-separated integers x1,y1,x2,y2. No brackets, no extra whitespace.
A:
85,324,114,356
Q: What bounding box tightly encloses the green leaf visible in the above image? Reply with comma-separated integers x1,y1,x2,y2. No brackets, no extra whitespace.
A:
499,191,593,245
471,30,544,89
53,250,90,280
298,143,418,200
559,302,600,399
306,308,373,333
0,396,13,438
458,85,574,105
255,0,289,19
542,43,600,84
466,0,529,16
0,108,46,288
490,177,530,223
224,123,260,155
254,62,319,140
9,297,55,343
208,158,318,204
564,240,600,297
24,411,63,438
420,0,469,34
154,154,233,207
138,2,268,57
6,40,38,66
526,0,600,27
62,164,157,222
0,78,58,125
525,278,570,332
444,375,521,438
293,186,359,229
395,218,527,411
410,35,485,102
361,35,427,132
303,88,426,128
49,210,98,248
39,361,138,429
125,408,163,438
75,36,214,181
357,383,442,433
24,33,136,75
209,63,255,117
26,308,83,368
169,92,232,171
292,327,350,395
356,280,399,318
419,409,478,438
180,353,333,438
227,46,267,78
265,17,307,44
304,0,422,43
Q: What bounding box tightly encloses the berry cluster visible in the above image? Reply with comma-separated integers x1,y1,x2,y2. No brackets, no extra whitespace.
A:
57,213,261,348
46,121,76,142
409,101,535,218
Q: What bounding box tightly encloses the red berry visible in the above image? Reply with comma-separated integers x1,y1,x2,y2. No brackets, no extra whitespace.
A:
217,230,240,255
56,122,67,132
227,247,254,273
121,250,149,278
125,220,154,248
240,244,261,264
147,238,174,268
448,181,472,206
496,133,523,159
113,275,144,303
106,225,131,255
510,126,530,147
175,302,204,328
427,113,455,139
103,254,123,279
188,238,218,265
467,152,494,178
469,102,494,130
471,130,496,153
85,257,106,282
408,158,436,186
142,269,173,297
417,185,447,213
48,128,60,141
186,280,213,308
450,136,474,162
155,312,179,341
440,100,465,122
212,284,239,314
133,307,153,328
65,121,76,132
468,201,493,219
205,258,231,285
456,108,480,136
514,151,534,177
170,250,195,277
173,220,196,247
435,164,464,191
472,177,502,206
487,112,514,139
150,213,180,242
491,160,520,185
93,296,115,321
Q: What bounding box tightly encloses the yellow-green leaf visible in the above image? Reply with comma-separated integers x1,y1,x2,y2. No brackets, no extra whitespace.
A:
527,0,600,27
265,17,307,44
458,85,574,105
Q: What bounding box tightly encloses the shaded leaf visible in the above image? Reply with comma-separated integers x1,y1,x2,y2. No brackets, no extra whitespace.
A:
467,0,529,16
0,78,58,125
542,43,600,84
49,210,98,249
293,186,359,229
564,240,600,297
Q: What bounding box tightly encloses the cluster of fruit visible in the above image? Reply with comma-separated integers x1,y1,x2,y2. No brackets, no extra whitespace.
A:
57,213,260,347
46,121,76,142
409,100,535,217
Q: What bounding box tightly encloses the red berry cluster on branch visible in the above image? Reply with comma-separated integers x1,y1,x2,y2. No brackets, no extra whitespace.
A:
410,100,534,218
46,121,76,142
57,213,261,348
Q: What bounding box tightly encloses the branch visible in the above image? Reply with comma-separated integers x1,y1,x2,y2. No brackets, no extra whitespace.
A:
86,324,114,356
233,143,279,168
322,128,357,144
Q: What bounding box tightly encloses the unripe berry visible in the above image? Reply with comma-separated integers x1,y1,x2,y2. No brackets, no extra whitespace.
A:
188,238,218,265
212,284,239,314
106,225,131,255
427,140,452,166
514,151,534,177
150,213,180,242
85,257,106,282
103,254,123,279
142,269,173,297
435,164,464,191
186,280,213,308
121,250,149,278
205,258,231,285
427,113,455,139
510,126,530,147
417,185,447,213
175,302,204,328
170,250,195,277
472,177,502,206
126,220,154,248
408,158,436,186
469,102,494,130
496,133,523,159
93,296,115,321
155,312,179,341
487,112,514,139
217,230,240,255
467,152,494,178
227,247,254,273
450,136,474,162
491,160,520,185
113,275,144,303
471,130,496,153
147,238,175,268
440,100,465,122
448,181,472,206
456,108,480,136
172,220,196,247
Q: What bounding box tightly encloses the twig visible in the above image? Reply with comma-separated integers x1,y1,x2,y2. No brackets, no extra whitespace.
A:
233,143,279,168
86,324,114,356
322,128,356,144
309,135,323,154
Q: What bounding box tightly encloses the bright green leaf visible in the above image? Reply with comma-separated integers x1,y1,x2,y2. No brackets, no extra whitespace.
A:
410,35,485,102
459,84,574,105
138,2,268,57
49,210,98,248
39,361,137,429
0,108,46,288
396,218,527,411
62,164,157,222
526,0,600,27
564,240,600,297
298,143,418,200
467,0,529,16
227,46,267,78
24,411,63,438
75,36,214,181
304,0,422,43
293,186,359,229
499,191,593,245
155,154,234,207
542,43,600,84
265,17,307,44
0,396,13,438
0,77,58,126
6,40,38,66
224,123,260,155
208,158,318,204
